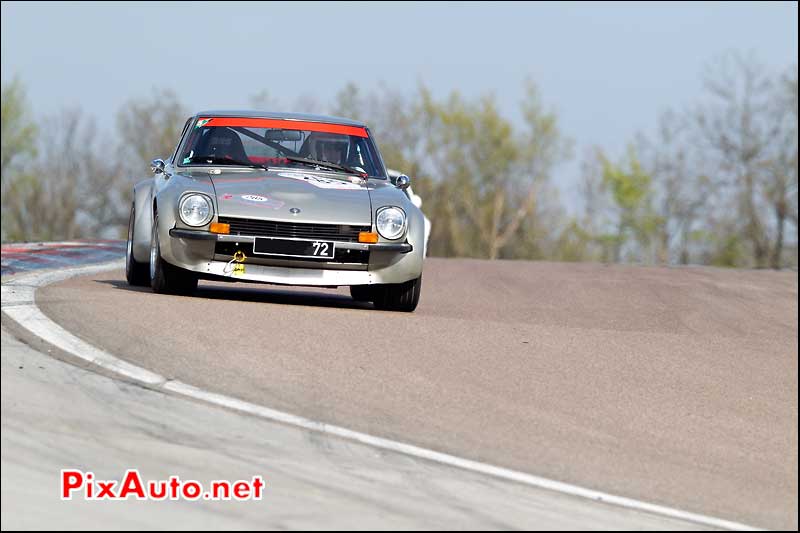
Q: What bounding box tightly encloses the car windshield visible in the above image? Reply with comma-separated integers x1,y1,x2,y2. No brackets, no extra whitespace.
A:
177,117,387,178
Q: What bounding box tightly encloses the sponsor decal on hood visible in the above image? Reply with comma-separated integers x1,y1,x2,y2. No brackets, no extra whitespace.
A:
220,193,285,210
277,172,368,190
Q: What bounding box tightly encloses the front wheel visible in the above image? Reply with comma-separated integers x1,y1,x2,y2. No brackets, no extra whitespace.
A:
149,213,198,295
371,275,422,312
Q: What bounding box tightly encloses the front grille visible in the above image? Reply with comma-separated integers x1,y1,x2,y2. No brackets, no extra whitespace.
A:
219,217,369,243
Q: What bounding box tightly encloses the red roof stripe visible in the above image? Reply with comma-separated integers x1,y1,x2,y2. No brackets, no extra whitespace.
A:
199,117,369,138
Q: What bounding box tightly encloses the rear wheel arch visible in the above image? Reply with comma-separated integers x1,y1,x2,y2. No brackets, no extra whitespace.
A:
130,180,156,263
125,202,150,286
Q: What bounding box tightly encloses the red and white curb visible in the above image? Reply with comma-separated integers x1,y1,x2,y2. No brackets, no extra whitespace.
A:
1,261,762,531
1,240,125,277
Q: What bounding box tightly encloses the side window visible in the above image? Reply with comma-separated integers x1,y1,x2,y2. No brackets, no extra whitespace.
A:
171,117,194,163
353,138,380,175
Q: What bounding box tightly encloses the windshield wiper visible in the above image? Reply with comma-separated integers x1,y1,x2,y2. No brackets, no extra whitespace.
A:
284,156,366,176
185,155,266,169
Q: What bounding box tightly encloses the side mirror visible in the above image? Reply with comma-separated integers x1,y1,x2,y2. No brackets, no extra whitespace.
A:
151,159,165,174
395,174,410,190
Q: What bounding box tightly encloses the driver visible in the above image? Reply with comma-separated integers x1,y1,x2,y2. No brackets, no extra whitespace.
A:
318,139,348,165
202,127,248,161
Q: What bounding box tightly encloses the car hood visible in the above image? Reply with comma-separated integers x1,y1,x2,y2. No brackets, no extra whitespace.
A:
208,168,373,225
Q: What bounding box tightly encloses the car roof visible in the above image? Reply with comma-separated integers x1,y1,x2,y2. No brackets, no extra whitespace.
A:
194,110,367,128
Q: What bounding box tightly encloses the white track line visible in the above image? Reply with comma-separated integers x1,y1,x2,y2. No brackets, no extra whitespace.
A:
1,261,762,531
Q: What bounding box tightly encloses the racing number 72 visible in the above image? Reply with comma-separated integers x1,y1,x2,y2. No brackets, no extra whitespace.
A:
311,241,329,256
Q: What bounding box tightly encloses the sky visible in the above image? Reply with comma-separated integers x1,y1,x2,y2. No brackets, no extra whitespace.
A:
2,1,798,208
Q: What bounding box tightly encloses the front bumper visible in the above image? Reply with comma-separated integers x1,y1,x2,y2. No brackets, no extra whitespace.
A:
202,261,390,286
163,228,422,286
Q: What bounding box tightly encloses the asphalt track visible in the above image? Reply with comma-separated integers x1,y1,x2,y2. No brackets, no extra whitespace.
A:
25,257,797,530
6,324,717,531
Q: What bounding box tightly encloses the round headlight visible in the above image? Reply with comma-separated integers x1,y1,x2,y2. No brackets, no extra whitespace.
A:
376,207,406,240
179,194,213,227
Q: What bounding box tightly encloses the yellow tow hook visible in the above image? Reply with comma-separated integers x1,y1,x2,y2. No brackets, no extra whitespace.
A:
225,250,247,276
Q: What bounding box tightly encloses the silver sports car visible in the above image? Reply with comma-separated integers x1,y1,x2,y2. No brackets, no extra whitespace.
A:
126,111,424,312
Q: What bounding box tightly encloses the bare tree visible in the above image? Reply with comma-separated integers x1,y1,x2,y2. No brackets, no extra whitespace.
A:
637,110,714,264
3,109,124,241
293,94,323,114
249,89,279,111
762,66,798,268
116,88,188,181
696,52,780,267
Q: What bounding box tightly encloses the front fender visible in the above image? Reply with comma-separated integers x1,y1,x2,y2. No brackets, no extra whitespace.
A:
153,174,218,268
131,179,155,262
367,181,425,280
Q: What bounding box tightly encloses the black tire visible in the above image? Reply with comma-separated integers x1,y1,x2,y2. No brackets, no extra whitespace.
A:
349,285,373,302
125,204,150,286
149,213,198,295
371,275,422,312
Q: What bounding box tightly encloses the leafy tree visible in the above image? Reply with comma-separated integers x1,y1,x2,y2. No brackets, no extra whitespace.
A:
599,147,662,263
423,82,570,259
1,78,38,241
1,78,37,177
